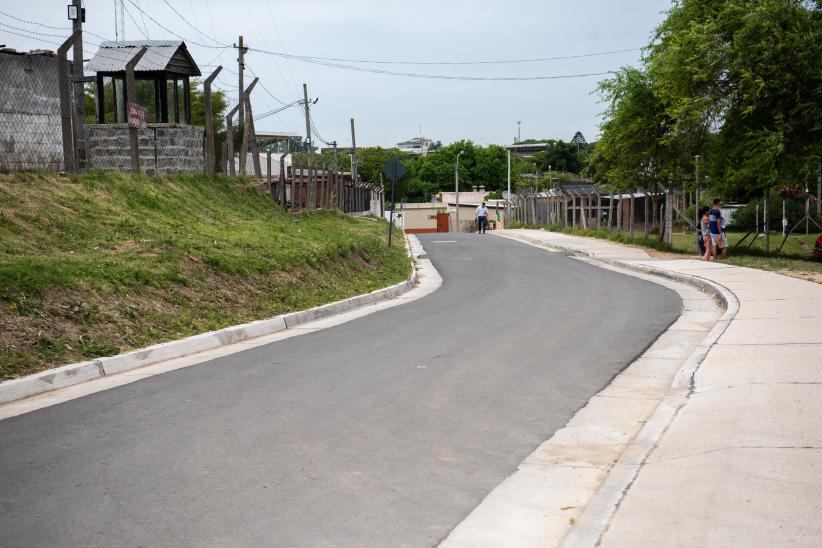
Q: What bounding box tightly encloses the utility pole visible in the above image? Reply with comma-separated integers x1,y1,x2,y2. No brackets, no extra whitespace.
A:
507,149,511,226
350,118,358,186
303,83,315,208
517,121,521,144
70,0,86,169
235,36,247,134
455,150,464,232
114,0,124,41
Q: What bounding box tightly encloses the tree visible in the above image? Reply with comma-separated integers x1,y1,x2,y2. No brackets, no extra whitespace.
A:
589,67,670,193
645,0,822,199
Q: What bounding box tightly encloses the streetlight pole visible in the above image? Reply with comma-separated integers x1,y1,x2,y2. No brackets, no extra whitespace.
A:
455,150,464,232
507,149,511,226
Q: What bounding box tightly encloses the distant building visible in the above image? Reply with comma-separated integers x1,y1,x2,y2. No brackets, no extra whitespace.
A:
397,137,433,155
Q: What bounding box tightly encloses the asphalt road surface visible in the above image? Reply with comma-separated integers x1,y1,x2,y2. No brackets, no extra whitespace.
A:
0,233,680,547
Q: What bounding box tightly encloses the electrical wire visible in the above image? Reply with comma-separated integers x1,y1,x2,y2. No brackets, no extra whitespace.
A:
159,0,226,47
250,46,641,66
123,0,229,49
134,0,151,39
262,0,301,95
248,49,613,81
124,6,149,40
240,0,298,100
253,98,301,121
247,65,287,105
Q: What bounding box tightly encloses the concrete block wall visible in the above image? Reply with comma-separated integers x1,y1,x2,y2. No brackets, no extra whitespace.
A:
0,51,65,172
87,124,204,174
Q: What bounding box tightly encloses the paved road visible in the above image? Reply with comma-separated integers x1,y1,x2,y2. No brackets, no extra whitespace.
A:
0,234,680,547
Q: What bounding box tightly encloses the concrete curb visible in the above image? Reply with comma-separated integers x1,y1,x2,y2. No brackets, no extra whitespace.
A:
0,238,418,406
495,231,742,548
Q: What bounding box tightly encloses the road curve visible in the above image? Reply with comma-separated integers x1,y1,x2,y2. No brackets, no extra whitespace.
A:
0,233,680,547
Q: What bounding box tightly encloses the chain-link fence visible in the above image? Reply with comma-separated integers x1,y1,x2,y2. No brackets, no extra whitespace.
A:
0,50,72,172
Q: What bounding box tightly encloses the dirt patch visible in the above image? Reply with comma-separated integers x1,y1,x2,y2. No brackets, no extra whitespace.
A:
776,269,822,284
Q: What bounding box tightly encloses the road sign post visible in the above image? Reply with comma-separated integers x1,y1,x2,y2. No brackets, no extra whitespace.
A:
382,157,407,248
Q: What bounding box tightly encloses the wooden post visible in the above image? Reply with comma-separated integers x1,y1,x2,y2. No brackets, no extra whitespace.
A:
279,154,287,208
96,73,106,124
225,104,240,176
183,77,191,124
239,77,259,176
125,46,148,174
221,141,228,175
159,75,169,123
629,190,636,237
203,66,222,175
266,151,273,198
57,31,81,173
173,78,180,123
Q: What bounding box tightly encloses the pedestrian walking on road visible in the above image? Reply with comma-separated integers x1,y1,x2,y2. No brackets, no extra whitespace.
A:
476,202,489,234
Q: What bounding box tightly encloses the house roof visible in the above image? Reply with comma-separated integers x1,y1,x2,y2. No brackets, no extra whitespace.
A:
86,40,201,76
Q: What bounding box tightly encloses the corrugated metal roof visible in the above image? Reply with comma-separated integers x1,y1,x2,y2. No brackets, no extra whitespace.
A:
86,40,200,75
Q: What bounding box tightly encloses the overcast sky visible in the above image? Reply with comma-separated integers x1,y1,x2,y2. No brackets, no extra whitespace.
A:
3,0,671,147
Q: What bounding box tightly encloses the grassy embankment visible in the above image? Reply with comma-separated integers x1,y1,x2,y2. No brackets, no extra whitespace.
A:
509,222,822,280
0,171,409,379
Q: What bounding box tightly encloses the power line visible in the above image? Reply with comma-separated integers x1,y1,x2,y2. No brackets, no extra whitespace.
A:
159,0,225,47
247,65,287,105
253,98,302,121
134,0,151,39
251,46,642,66
248,49,613,81
240,0,298,100
262,0,301,95
309,113,333,146
123,0,228,49
124,5,149,40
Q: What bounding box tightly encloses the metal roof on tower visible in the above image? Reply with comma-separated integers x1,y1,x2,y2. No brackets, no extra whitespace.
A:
86,40,200,76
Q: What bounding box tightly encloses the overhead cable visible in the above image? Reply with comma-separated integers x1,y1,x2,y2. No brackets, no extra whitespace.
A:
248,49,613,81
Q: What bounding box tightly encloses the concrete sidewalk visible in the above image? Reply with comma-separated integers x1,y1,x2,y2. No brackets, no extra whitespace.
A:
500,230,822,548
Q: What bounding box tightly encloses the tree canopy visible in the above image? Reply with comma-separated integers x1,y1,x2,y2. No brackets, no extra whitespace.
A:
591,0,822,201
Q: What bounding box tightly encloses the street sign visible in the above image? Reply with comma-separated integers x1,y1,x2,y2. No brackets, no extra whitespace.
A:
382,157,407,182
127,101,147,129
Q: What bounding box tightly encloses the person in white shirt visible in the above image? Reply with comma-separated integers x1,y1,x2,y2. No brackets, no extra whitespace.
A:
476,202,489,234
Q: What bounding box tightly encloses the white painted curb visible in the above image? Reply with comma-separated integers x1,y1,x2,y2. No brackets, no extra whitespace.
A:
0,238,418,405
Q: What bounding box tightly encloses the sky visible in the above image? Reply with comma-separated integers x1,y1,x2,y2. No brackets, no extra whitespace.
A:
2,0,672,148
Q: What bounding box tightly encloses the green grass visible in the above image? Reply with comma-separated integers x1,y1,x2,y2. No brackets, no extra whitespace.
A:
0,171,409,379
509,221,822,279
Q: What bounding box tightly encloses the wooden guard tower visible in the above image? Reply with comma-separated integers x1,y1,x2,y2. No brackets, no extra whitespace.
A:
86,40,201,125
